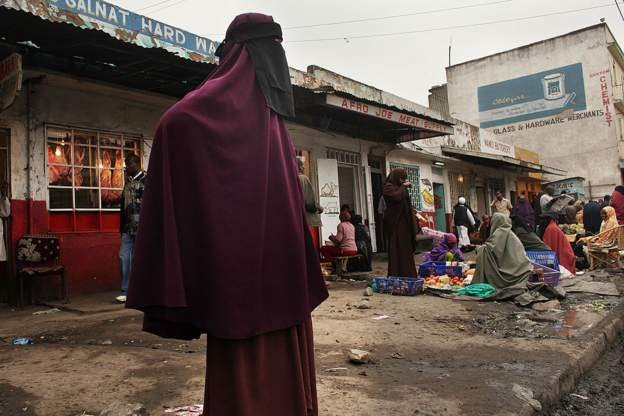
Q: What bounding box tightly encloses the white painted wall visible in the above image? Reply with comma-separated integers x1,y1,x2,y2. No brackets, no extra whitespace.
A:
446,24,622,198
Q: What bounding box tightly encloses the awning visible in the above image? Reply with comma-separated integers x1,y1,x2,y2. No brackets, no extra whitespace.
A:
441,146,566,176
321,94,454,141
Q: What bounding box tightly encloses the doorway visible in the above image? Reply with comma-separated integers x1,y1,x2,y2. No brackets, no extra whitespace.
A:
476,186,487,217
371,171,385,252
433,183,446,232
338,165,357,212
0,128,11,302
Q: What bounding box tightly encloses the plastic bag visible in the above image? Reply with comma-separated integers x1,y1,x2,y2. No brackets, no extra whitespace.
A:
455,283,496,298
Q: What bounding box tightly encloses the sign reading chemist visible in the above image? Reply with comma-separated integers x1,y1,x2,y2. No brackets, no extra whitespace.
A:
478,63,587,129
48,0,218,58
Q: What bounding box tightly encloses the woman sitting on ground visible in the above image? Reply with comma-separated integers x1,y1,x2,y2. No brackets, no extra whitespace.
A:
511,215,551,252
320,211,358,261
538,212,576,274
423,233,464,263
472,213,532,289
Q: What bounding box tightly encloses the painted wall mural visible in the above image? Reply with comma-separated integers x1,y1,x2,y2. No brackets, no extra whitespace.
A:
478,63,587,129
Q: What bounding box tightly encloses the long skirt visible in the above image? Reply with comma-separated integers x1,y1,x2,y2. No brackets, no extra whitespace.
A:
203,319,318,416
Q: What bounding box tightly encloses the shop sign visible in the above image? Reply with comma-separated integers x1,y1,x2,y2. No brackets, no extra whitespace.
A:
1,1,218,63
547,177,585,196
0,53,22,111
479,135,514,157
478,63,587,128
326,95,454,135
514,146,542,179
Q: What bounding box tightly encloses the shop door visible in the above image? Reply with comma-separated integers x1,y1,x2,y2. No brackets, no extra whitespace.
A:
371,171,385,252
0,128,10,302
338,165,356,212
317,159,340,244
433,183,446,232
476,186,487,217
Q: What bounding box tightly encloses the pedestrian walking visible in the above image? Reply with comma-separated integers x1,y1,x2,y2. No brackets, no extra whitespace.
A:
512,192,535,227
491,190,512,217
383,168,418,277
453,197,475,249
116,153,145,303
126,13,328,416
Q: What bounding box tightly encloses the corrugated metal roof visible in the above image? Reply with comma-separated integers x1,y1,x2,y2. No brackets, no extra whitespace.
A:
0,0,219,64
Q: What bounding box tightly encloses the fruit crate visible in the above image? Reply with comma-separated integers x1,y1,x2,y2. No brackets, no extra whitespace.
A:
390,277,424,296
418,261,464,278
526,251,560,271
529,261,561,287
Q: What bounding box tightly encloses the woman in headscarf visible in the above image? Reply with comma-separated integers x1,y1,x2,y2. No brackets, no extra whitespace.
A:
511,215,551,252
423,233,464,262
472,213,532,289
579,206,620,247
320,211,357,261
352,214,373,271
512,192,535,227
540,212,576,273
383,168,418,277
610,186,624,225
126,14,328,416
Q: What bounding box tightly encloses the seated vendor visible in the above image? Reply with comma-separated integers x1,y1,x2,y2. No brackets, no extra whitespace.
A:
511,215,551,252
423,233,464,263
578,206,619,248
538,212,576,274
472,213,532,289
320,211,358,261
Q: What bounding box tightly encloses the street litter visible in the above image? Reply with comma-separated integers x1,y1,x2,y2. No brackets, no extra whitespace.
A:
512,384,542,411
325,367,348,372
164,405,203,415
570,393,589,400
391,352,404,359
347,349,371,364
372,315,389,320
32,308,61,315
12,337,33,345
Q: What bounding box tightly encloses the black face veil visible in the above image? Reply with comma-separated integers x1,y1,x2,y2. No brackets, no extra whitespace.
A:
216,21,295,118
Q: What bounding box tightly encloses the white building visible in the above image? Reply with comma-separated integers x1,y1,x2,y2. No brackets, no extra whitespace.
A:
443,23,624,199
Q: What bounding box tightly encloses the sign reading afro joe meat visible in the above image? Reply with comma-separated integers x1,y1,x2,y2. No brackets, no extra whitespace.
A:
326,95,453,135
478,63,587,129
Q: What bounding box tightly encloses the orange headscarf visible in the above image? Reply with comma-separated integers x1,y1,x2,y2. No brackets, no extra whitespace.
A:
595,206,619,245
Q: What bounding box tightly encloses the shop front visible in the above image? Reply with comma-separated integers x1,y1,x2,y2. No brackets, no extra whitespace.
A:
544,177,587,200
0,1,215,301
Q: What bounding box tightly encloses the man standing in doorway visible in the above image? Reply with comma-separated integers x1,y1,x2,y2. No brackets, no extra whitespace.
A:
0,181,10,266
297,157,323,250
116,154,146,303
491,190,512,217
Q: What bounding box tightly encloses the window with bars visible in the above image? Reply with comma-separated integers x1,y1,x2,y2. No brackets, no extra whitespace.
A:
46,125,142,211
326,148,360,166
389,163,422,210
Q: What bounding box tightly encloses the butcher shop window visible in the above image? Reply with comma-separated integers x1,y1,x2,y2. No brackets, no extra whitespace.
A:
46,126,142,211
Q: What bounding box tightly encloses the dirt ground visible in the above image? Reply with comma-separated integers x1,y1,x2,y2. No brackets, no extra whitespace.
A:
1,257,623,416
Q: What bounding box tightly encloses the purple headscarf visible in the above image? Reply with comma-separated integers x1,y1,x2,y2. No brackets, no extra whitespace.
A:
514,197,535,227
424,234,465,262
126,13,328,340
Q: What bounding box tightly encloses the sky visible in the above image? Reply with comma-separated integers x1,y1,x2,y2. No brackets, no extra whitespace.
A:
113,0,624,106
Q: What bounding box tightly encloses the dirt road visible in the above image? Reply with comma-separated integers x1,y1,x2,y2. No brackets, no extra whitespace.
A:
1,269,623,416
